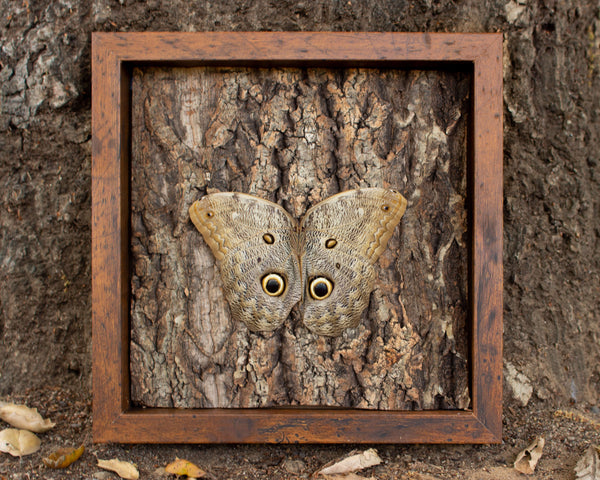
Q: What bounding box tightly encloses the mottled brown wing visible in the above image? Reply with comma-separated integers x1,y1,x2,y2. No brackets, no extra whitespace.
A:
300,188,407,336
189,192,302,332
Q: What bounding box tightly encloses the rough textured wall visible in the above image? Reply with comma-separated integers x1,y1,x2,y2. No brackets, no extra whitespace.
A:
1,0,599,412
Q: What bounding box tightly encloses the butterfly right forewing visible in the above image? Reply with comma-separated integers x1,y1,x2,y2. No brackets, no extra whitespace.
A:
300,188,407,336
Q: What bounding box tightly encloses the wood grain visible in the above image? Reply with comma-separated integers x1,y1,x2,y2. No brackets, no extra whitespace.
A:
92,32,502,444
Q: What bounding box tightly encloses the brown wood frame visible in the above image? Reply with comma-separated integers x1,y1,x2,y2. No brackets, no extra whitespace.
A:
92,32,503,444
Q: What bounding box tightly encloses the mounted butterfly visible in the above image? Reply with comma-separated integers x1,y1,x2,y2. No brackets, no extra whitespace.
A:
189,188,407,336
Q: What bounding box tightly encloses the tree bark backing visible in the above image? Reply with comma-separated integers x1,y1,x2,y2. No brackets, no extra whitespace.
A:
129,66,470,410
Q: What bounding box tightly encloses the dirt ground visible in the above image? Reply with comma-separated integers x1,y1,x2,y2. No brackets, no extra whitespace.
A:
0,387,599,479
1,0,600,479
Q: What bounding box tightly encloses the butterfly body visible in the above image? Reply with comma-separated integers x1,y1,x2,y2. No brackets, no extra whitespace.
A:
189,188,407,336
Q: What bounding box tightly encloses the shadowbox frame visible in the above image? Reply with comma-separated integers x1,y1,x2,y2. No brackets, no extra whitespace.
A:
92,32,503,444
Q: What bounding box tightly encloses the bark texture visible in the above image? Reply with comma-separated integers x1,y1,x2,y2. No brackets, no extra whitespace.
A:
0,0,598,413
129,67,470,409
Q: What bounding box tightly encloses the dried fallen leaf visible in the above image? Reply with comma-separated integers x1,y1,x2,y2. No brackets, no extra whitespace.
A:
514,436,545,475
0,428,41,457
43,444,85,469
97,458,140,479
575,446,600,480
0,403,55,433
165,457,207,478
320,474,377,480
316,448,382,477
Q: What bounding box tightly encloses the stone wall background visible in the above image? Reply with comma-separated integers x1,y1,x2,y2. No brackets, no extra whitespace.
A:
1,0,599,411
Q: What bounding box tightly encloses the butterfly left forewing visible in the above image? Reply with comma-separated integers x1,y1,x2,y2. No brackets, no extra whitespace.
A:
189,192,302,332
300,188,407,336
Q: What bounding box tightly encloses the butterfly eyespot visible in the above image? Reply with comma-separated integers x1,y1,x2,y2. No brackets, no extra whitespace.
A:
206,211,214,217
261,273,285,297
263,233,275,244
335,262,341,269
381,205,390,211
325,238,337,249
309,277,333,300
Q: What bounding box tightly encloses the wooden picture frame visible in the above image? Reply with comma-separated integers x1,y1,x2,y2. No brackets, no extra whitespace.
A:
92,32,503,444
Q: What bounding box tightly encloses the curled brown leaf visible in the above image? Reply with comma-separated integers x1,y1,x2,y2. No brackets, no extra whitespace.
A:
0,403,55,433
97,458,140,480
0,428,41,457
316,448,382,477
165,457,207,478
514,436,545,475
43,444,85,469
575,445,600,480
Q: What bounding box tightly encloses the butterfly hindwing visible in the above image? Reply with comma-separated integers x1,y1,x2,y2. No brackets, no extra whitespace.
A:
189,192,302,332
